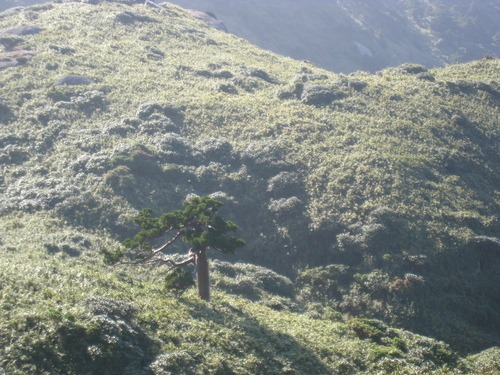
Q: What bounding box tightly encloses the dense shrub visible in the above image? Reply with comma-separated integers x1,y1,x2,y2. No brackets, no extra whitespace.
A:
111,145,161,176
104,165,136,195
240,141,290,175
0,34,23,49
154,133,194,164
139,113,178,135
163,268,195,297
301,84,341,106
212,261,295,299
268,197,302,221
349,318,389,342
1,175,81,213
215,83,238,94
43,242,81,257
267,172,301,197
70,90,107,115
242,67,274,83
0,98,14,124
468,347,500,374
194,137,233,163
48,44,76,54
336,207,403,265
416,72,436,82
135,102,184,125
345,78,368,91
297,264,351,302
0,145,29,164
399,63,428,74
149,351,199,375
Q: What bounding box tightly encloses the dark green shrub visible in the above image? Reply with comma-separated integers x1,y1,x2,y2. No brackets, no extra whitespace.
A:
336,207,404,265
212,70,233,79
215,83,238,94
111,145,161,176
399,63,428,74
0,98,14,124
297,264,351,302
154,133,194,164
139,113,178,135
104,165,136,194
468,347,500,374
0,34,23,49
48,44,76,54
347,79,368,91
70,90,107,115
349,318,387,342
276,89,296,100
43,242,81,257
354,270,392,299
300,84,337,106
0,145,29,164
163,268,195,297
416,72,435,82
240,141,290,175
136,102,184,125
243,67,274,83
71,152,109,174
2,298,158,375
212,261,295,299
267,172,301,196
194,138,233,163
268,197,302,221
149,351,198,375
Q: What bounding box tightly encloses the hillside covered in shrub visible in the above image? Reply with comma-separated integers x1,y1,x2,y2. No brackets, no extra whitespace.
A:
0,0,499,373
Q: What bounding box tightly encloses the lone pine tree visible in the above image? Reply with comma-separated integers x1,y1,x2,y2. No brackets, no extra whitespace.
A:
113,196,245,301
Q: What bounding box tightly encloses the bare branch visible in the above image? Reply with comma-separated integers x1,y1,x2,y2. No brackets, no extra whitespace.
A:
152,230,182,255
159,255,195,267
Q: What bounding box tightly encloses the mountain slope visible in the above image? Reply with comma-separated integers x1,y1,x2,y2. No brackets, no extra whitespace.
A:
0,0,499,372
169,0,500,73
2,0,500,73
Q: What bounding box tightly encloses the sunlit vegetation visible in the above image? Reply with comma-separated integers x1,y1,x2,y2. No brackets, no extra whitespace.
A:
0,1,499,373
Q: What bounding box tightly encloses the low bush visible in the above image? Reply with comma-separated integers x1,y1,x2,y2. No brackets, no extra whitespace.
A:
300,84,338,106
111,145,162,176
215,83,238,94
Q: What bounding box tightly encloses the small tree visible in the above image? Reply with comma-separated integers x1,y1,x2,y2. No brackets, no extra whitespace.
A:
110,196,245,301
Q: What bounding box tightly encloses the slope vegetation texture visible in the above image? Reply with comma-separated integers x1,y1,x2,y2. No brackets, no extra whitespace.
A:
0,1,499,374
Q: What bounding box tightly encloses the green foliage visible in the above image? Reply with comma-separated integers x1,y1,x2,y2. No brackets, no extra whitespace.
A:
0,213,480,374
124,196,245,255
297,264,351,302
0,34,23,49
212,260,295,301
349,318,388,343
0,0,499,368
467,347,500,374
111,145,162,176
163,268,195,297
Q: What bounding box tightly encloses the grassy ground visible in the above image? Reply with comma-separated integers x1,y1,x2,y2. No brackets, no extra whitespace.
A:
0,1,499,372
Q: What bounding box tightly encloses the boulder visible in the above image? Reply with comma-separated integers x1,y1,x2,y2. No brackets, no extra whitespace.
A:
1,25,43,36
115,11,154,24
186,9,227,32
53,75,94,86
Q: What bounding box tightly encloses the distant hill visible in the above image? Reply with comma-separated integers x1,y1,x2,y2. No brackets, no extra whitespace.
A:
0,1,499,373
167,0,500,73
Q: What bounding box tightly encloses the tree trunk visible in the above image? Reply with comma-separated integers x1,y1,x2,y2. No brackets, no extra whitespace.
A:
195,248,210,301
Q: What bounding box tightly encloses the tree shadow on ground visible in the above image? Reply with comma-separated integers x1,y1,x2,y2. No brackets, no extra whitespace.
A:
181,298,334,374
